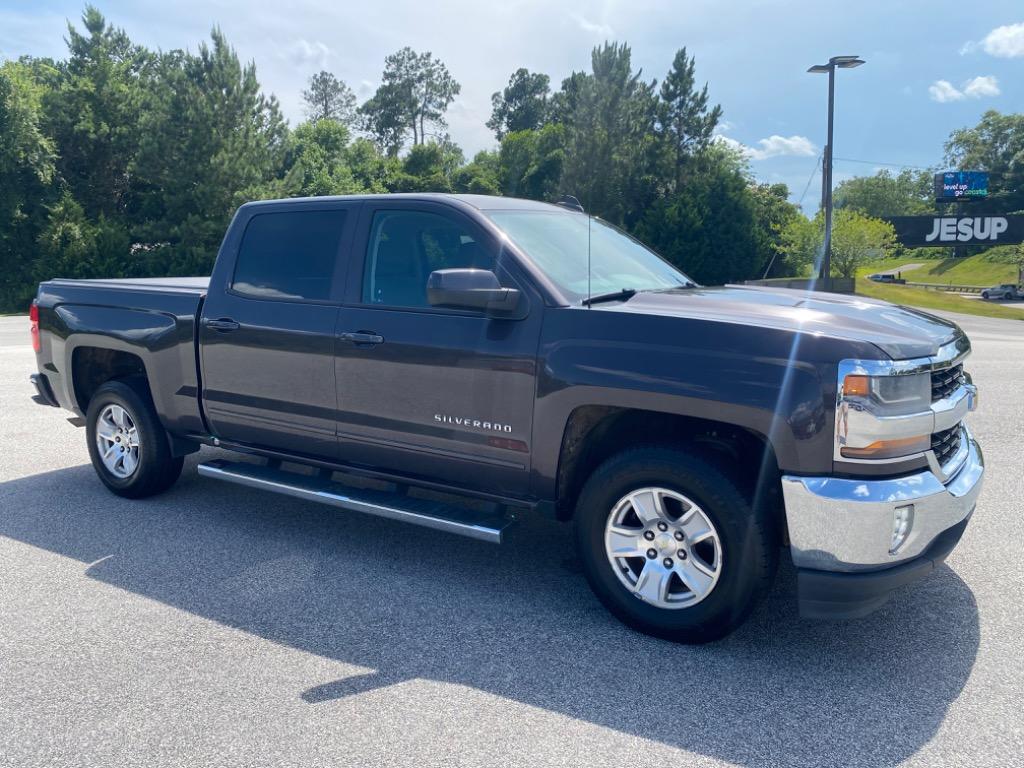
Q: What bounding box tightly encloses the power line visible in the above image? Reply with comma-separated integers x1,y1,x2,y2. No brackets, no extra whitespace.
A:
797,154,822,209
832,156,933,171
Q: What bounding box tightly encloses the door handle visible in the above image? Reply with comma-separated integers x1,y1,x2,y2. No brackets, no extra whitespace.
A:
203,318,240,332
339,331,384,345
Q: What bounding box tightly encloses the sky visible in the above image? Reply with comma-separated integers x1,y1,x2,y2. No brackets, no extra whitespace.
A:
2,0,1022,210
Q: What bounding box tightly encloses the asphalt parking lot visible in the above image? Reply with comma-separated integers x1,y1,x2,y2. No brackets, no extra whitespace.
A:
1,311,1022,768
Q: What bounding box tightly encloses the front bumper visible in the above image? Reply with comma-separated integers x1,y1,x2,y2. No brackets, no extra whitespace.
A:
781,429,983,619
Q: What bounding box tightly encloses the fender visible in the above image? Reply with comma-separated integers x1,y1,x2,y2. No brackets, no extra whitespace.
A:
528,309,854,502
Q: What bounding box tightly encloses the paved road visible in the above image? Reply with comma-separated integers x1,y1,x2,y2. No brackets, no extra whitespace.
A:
1,313,1022,768
874,262,924,276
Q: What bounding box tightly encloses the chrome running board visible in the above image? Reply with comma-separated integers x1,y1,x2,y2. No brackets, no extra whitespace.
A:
197,459,512,543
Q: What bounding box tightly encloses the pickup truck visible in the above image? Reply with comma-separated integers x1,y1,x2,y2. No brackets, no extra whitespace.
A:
29,193,984,642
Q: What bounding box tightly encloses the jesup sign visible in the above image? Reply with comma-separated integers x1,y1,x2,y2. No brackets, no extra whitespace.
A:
885,215,1024,248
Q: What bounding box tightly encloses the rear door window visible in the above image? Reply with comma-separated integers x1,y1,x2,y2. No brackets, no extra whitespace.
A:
233,210,347,301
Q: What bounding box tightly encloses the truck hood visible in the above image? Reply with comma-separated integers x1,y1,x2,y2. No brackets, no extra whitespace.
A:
600,285,962,359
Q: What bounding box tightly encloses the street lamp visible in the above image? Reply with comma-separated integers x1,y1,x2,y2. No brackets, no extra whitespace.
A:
808,55,865,287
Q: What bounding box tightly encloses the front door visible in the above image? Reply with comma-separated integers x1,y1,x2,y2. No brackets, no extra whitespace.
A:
200,202,357,460
333,202,541,497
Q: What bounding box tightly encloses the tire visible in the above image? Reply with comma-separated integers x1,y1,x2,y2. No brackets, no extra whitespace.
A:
981,292,990,300
85,379,184,499
573,445,777,644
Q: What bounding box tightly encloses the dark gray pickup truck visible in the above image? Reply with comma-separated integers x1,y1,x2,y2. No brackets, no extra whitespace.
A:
30,193,984,642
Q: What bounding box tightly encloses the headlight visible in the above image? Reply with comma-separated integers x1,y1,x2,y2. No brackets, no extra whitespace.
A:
842,373,931,416
837,372,932,461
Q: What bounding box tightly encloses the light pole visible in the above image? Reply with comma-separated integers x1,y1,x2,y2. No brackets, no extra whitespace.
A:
808,55,864,288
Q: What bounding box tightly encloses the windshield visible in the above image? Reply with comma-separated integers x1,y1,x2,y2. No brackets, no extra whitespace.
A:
485,210,694,302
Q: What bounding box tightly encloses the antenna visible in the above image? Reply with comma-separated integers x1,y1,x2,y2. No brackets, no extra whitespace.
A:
587,210,592,308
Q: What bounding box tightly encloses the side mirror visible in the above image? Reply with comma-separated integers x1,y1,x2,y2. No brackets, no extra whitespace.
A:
426,269,521,314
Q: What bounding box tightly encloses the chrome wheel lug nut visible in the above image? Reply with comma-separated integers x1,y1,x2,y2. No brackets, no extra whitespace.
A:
663,558,673,568
674,530,684,541
677,549,687,560
646,549,657,559
643,531,655,541
657,522,668,532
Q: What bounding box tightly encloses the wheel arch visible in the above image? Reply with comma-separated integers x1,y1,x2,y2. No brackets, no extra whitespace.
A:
552,405,785,535
71,345,151,413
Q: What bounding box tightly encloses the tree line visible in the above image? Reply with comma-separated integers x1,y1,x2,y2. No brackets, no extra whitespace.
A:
2,6,1022,312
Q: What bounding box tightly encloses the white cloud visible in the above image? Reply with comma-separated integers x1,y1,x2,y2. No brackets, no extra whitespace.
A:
713,135,745,153
714,134,817,161
981,22,1024,58
963,75,1000,98
282,39,331,70
929,76,1000,102
747,135,817,160
929,79,964,102
571,13,613,37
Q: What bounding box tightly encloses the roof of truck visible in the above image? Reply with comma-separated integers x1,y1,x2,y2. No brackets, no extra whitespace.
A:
239,193,565,212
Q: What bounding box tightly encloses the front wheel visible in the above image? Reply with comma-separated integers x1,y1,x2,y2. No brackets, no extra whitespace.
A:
982,292,990,299
86,379,184,499
574,446,777,643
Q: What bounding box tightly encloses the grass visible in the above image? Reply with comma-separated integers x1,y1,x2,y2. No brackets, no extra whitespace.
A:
856,279,1024,321
856,253,1021,287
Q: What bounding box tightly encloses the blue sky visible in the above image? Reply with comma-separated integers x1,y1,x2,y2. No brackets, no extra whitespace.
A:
2,0,1022,210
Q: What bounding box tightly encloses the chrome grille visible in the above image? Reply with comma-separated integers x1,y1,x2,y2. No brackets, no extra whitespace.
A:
931,426,963,467
931,364,964,402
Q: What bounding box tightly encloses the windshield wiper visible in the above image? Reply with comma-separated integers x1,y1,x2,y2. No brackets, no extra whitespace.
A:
581,288,637,306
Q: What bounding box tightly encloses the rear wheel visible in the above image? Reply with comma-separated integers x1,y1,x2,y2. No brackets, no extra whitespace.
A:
86,379,183,498
574,445,777,643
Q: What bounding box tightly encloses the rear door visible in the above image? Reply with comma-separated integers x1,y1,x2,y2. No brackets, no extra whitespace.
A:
333,200,542,497
199,201,358,460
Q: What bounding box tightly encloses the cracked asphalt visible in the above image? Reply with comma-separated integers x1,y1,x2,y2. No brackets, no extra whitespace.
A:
1,311,1021,767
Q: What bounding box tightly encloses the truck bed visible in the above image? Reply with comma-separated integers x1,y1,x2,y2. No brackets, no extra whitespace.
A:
44,276,210,295
35,275,209,437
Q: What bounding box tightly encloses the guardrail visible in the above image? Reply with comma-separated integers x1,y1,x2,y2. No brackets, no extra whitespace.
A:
743,277,855,294
905,282,987,294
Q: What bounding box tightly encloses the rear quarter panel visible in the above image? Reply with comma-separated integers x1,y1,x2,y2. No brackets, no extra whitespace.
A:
35,281,206,435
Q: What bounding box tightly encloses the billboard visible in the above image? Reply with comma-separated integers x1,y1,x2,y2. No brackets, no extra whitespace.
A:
885,215,1024,247
934,171,988,202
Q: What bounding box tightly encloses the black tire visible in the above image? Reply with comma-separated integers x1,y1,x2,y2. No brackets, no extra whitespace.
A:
981,292,989,300
85,379,184,499
573,445,777,644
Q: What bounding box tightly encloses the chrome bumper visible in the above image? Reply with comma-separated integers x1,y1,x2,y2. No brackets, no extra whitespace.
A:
781,429,984,572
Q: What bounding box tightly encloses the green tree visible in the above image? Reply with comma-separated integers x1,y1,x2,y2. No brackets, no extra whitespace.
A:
359,47,460,154
302,71,357,125
452,150,500,195
635,144,762,285
945,110,1024,214
749,182,802,277
43,6,151,220
487,69,550,140
658,47,721,191
0,59,59,310
285,119,363,196
558,43,659,226
131,29,288,274
390,139,464,192
780,209,897,278
346,137,400,192
833,169,934,217
498,124,565,200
